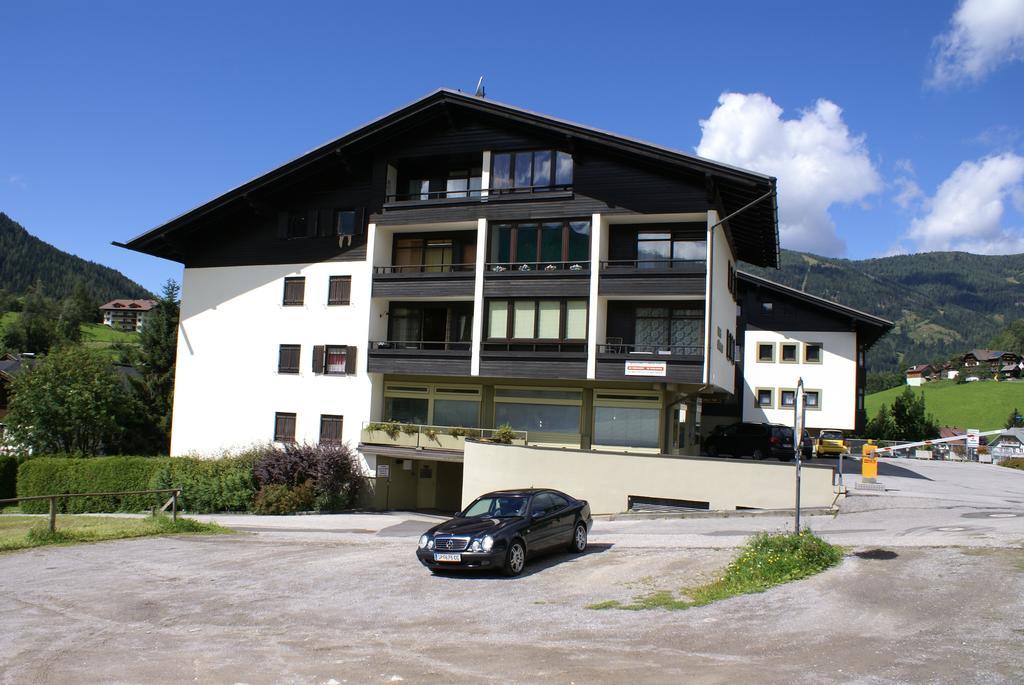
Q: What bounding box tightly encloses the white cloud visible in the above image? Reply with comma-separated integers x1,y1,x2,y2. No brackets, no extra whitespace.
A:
7,175,27,190
905,153,1024,253
894,177,925,210
929,0,1024,87
695,92,882,256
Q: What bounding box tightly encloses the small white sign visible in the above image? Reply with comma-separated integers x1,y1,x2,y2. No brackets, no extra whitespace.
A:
624,360,668,377
966,429,981,448
376,464,390,479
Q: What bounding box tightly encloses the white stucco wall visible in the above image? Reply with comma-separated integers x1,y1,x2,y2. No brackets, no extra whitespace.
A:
170,259,374,467
705,217,736,391
741,328,857,430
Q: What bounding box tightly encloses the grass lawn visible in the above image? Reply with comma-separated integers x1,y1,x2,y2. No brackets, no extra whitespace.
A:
589,531,843,611
81,322,138,343
0,514,230,552
865,379,1024,430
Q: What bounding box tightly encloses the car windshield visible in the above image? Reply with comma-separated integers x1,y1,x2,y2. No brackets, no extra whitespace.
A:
461,495,528,518
821,431,843,440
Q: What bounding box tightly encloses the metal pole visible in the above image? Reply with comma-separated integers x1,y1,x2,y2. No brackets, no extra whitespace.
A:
48,496,56,534
172,490,178,523
794,378,804,533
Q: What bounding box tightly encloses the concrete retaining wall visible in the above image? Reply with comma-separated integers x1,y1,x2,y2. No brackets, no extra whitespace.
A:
463,442,837,514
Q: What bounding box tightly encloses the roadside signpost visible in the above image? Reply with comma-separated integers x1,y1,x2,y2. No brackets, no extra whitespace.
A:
793,378,805,533
967,429,980,462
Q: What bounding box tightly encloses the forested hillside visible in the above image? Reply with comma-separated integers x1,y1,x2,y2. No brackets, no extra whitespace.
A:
0,212,152,301
743,250,1024,372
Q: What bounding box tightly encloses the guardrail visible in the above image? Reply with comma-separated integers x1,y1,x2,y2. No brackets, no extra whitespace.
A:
597,343,704,356
0,488,182,533
372,264,476,274
486,261,589,273
369,340,471,352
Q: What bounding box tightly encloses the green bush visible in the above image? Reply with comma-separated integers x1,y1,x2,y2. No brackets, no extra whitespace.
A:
16,457,171,513
253,481,315,515
0,455,18,501
999,457,1024,470
148,452,258,513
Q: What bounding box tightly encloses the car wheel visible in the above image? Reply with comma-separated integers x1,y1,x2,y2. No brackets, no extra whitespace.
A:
568,522,588,553
503,539,526,577
752,448,765,461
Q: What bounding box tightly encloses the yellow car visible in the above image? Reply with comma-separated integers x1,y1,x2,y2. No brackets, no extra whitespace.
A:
816,430,847,457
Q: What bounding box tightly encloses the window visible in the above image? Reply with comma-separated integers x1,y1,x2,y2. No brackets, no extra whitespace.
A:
282,277,305,306
636,232,706,268
780,343,798,363
328,276,351,306
805,343,822,363
761,301,774,315
634,305,703,353
755,388,773,408
804,390,821,410
727,262,736,296
780,389,796,408
491,150,572,192
319,415,344,444
757,343,775,362
488,220,590,269
312,345,356,375
278,344,300,374
593,399,660,449
382,384,481,428
335,209,361,236
726,331,735,362
486,299,588,341
494,387,582,435
274,412,296,443
286,211,308,239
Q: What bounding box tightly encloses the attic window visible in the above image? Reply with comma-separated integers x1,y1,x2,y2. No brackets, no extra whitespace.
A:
491,150,572,193
287,212,308,239
761,301,774,315
335,209,359,236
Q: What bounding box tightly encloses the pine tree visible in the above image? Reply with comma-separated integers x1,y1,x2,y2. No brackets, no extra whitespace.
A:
129,280,180,452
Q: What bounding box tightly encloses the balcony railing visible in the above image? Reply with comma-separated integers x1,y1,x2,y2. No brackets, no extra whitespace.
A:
386,189,485,203
486,261,589,273
370,340,471,352
360,421,528,452
600,259,706,271
597,343,704,357
373,264,475,275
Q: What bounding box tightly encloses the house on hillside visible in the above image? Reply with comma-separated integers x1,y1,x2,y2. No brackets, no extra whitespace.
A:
99,299,158,332
990,428,1024,461
962,349,1020,374
905,363,934,387
116,88,891,513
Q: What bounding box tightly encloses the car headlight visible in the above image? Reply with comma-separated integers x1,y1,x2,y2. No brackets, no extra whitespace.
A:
418,534,429,549
470,539,482,552
482,535,494,552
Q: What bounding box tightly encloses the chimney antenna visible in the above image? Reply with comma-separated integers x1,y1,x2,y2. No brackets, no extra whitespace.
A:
475,76,485,98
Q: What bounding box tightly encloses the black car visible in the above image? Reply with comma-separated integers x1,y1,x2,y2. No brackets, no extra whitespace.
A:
416,489,592,577
800,429,814,460
702,422,796,461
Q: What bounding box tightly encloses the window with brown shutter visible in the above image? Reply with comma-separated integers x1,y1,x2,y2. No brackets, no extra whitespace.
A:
278,344,300,374
328,276,351,306
274,412,297,443
319,415,344,444
312,345,357,375
283,277,305,306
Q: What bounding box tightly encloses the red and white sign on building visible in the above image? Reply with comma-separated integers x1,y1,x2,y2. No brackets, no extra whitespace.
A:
624,360,667,377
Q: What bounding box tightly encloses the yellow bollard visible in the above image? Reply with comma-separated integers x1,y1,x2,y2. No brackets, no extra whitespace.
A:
862,453,878,481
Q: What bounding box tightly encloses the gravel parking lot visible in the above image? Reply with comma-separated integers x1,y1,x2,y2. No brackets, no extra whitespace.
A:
1,459,1022,684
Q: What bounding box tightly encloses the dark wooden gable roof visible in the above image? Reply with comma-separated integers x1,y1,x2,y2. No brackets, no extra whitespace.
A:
118,88,780,267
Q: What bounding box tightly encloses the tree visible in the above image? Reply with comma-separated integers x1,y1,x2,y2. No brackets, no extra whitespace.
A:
4,346,139,455
2,282,58,353
1006,407,1024,429
129,280,180,452
863,388,939,441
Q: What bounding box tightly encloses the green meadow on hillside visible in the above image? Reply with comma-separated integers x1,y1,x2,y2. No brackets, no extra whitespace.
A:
0,314,139,360
865,380,1024,431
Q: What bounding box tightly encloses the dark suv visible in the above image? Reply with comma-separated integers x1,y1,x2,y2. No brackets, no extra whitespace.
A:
703,422,796,461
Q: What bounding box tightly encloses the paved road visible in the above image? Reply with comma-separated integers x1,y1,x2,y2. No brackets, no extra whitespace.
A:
0,459,1022,684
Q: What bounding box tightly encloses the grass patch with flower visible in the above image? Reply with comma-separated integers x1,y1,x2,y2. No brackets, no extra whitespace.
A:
589,531,843,611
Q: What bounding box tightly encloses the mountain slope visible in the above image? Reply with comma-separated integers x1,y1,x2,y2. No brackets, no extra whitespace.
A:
0,212,152,301
742,249,1024,372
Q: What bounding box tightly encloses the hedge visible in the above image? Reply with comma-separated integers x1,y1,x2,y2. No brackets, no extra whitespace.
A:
0,455,18,501
17,457,172,513
148,453,258,513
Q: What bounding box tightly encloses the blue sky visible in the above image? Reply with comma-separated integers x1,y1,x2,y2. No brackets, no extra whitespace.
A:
2,0,1022,292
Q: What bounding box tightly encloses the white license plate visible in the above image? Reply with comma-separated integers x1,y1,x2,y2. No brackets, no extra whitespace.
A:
434,553,461,562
